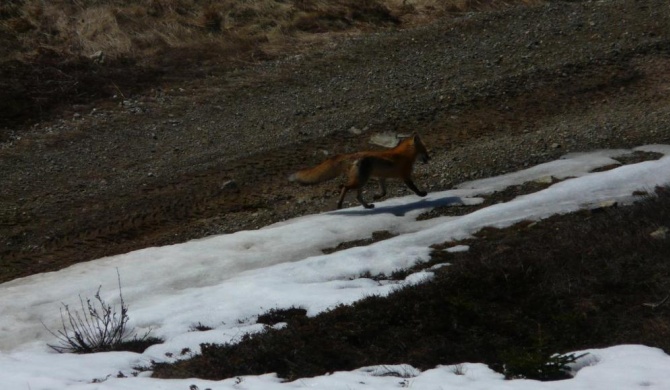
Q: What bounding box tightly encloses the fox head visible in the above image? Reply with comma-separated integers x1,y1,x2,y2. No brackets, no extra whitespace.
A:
411,133,430,164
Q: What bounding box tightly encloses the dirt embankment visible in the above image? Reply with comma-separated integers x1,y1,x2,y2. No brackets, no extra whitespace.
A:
2,0,670,282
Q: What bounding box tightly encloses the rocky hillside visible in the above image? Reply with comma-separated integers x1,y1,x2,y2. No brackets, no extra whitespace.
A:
1,0,670,282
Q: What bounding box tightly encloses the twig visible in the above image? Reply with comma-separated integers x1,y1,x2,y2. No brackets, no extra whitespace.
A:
643,294,670,309
111,81,126,100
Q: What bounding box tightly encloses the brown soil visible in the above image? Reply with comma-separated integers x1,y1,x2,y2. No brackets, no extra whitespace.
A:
2,0,670,283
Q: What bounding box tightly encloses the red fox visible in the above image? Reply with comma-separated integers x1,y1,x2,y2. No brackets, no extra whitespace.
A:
289,133,430,209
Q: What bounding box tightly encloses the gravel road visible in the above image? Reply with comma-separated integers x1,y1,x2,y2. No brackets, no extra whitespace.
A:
2,0,670,282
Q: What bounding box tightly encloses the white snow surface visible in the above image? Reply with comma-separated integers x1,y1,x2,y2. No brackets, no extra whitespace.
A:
2,145,670,389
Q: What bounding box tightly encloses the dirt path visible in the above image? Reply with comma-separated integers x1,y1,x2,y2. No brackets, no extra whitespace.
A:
2,0,670,283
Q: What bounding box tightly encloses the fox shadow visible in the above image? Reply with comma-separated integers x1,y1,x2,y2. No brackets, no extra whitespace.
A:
330,196,466,217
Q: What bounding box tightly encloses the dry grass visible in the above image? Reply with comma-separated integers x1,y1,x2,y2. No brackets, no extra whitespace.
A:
0,0,543,60
1,0,396,64
0,0,543,127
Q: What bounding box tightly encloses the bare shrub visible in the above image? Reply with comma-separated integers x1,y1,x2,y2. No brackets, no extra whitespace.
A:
43,271,149,353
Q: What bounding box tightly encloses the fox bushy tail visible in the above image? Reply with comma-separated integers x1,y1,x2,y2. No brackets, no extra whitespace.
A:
289,157,349,185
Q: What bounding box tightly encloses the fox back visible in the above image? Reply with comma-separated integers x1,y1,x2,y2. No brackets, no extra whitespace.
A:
289,132,429,184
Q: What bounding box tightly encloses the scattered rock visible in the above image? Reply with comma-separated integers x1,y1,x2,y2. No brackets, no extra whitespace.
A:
89,50,104,63
590,200,618,214
534,175,554,184
650,226,669,240
369,132,400,148
445,245,470,253
221,180,239,192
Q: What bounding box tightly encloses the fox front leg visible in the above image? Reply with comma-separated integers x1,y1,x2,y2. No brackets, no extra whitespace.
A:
404,178,427,197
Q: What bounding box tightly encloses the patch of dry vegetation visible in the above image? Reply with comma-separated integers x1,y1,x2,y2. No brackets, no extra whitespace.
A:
0,0,542,127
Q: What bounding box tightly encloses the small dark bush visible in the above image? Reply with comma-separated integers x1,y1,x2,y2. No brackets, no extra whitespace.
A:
190,322,214,332
256,307,307,326
112,336,164,354
502,350,587,380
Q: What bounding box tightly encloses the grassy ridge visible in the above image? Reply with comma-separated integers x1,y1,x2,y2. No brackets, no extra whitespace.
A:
0,0,540,127
152,187,670,381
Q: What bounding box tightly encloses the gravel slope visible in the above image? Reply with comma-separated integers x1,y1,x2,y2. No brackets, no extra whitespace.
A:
1,0,670,281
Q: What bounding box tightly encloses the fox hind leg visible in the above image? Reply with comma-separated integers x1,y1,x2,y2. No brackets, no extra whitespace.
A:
337,183,374,209
372,178,387,200
338,158,375,209
355,158,375,208
356,187,375,209
337,186,348,209
337,162,360,209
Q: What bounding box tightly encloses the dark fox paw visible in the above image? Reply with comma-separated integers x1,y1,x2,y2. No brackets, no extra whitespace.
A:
364,203,375,209
417,191,427,197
